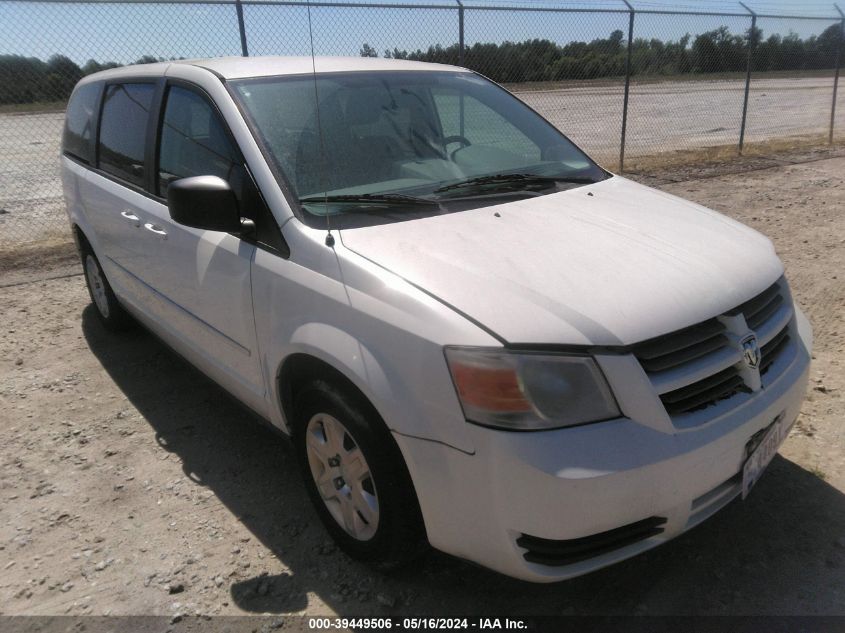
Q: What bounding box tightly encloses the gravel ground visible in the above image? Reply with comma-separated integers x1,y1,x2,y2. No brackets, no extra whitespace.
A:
1,74,843,247
0,153,844,617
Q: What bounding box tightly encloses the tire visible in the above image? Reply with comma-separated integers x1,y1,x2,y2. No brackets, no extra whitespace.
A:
293,379,426,569
79,242,133,332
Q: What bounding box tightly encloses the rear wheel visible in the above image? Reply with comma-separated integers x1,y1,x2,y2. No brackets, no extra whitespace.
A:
80,243,132,331
293,380,426,568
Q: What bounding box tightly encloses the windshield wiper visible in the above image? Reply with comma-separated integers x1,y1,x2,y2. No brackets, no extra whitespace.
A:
299,193,438,207
434,173,594,195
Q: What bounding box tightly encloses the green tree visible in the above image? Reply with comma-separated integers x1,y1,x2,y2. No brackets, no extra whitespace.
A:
359,43,378,58
42,54,82,101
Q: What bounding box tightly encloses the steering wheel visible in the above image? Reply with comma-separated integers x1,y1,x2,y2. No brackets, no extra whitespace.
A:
443,135,472,161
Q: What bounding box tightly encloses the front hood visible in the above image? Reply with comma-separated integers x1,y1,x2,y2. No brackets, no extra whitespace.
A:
339,176,783,346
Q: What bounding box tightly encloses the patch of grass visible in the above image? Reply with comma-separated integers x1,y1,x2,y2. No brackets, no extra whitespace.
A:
0,234,77,272
621,133,845,176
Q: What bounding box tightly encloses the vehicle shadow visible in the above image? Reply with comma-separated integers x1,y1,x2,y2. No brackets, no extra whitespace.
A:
82,306,845,617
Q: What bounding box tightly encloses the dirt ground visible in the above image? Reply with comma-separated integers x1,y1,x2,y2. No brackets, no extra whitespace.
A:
1,152,844,618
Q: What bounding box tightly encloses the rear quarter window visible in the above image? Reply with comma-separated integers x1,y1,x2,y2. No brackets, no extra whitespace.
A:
63,82,102,164
98,83,156,187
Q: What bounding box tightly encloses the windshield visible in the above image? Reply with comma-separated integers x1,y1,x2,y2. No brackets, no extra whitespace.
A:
230,70,607,225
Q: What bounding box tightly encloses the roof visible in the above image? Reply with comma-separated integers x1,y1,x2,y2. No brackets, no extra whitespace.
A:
195,56,468,79
80,56,469,84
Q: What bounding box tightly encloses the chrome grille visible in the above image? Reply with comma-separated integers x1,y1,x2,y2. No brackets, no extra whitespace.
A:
734,282,783,330
633,278,795,421
659,365,747,417
633,318,728,373
760,324,790,376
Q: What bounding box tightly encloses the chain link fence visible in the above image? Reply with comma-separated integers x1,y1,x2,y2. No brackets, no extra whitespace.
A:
0,0,843,251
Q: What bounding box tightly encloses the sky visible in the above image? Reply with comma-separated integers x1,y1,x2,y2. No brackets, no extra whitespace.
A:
0,0,842,66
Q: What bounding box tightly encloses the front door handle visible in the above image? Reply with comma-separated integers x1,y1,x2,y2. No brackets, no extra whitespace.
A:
120,210,140,227
144,222,167,239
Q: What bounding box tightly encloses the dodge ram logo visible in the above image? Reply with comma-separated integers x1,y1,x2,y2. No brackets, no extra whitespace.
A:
741,334,761,369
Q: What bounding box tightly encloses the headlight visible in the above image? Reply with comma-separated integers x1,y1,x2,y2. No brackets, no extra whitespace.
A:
444,347,620,430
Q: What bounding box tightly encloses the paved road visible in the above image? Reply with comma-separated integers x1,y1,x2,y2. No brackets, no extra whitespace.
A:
1,75,842,246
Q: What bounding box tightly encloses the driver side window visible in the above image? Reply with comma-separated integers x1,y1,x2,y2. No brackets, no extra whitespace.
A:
157,85,238,197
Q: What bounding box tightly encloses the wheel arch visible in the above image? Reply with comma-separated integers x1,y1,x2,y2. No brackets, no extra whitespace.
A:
268,320,475,454
272,321,399,433
277,350,387,439
72,221,103,261
72,222,90,251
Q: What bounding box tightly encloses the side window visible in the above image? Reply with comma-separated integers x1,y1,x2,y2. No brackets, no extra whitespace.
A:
63,82,101,164
98,83,155,187
157,86,238,197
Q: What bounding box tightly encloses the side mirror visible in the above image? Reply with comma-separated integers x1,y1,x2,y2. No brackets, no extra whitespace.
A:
167,175,243,233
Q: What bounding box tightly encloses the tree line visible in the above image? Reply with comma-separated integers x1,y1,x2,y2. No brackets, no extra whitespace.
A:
364,23,843,84
1,23,842,106
0,55,169,105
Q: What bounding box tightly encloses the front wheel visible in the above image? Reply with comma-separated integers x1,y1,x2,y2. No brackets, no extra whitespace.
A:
293,380,426,568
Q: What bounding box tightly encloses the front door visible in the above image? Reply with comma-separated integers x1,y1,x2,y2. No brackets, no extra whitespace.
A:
137,83,265,408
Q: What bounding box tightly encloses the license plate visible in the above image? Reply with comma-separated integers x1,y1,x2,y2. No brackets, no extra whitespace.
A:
742,415,793,499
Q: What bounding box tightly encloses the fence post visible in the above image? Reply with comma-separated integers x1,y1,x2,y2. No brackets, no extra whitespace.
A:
738,2,756,154
456,0,465,66
457,0,466,135
235,0,249,57
830,4,845,144
619,0,634,173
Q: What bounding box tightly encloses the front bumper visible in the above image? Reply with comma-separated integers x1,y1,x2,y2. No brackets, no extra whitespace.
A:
394,308,811,582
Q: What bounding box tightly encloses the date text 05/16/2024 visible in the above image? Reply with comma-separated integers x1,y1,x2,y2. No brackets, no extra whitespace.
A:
308,618,528,630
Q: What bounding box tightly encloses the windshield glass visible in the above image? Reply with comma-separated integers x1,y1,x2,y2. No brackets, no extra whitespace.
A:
230,70,607,224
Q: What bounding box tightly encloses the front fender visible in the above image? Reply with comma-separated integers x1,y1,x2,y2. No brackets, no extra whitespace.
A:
251,226,499,456
269,321,476,454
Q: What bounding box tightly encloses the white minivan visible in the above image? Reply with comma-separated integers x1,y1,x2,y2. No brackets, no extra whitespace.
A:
61,56,812,582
